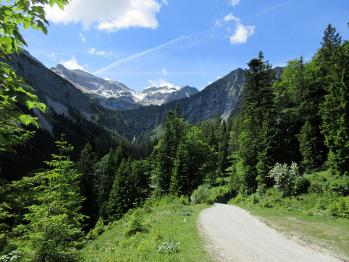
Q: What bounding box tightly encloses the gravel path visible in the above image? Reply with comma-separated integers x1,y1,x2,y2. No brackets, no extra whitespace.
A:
198,204,341,262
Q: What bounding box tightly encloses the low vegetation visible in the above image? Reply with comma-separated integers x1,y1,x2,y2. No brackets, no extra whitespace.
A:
81,197,211,262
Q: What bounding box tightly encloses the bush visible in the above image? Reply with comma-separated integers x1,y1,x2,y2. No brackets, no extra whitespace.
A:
207,186,234,204
124,209,147,236
269,162,306,196
190,185,210,204
330,176,349,196
293,176,310,195
156,240,180,254
86,218,105,240
327,198,349,219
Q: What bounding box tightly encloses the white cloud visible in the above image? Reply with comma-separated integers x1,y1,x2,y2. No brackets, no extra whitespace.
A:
45,0,161,32
223,13,240,22
228,0,240,6
161,68,168,75
162,0,168,6
88,47,113,57
229,23,255,44
60,57,85,70
79,33,87,43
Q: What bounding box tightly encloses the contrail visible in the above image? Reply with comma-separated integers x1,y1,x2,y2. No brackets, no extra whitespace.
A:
93,35,193,75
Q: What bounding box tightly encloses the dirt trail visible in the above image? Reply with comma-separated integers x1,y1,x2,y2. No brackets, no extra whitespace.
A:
198,203,341,262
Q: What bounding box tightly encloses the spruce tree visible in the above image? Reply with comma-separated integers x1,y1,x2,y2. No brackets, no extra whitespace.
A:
170,144,190,196
18,139,84,261
239,52,276,192
151,110,186,195
77,142,97,226
97,146,123,218
217,122,229,179
107,159,134,220
321,40,349,176
298,121,320,171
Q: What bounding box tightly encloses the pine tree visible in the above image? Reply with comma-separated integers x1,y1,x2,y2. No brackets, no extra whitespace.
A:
321,40,349,176
217,122,229,179
170,126,211,196
17,139,84,261
97,146,123,218
239,52,276,192
107,159,134,220
170,144,190,196
298,121,320,171
151,110,186,195
77,142,97,227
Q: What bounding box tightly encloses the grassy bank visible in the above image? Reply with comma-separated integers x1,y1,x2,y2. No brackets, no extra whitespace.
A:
238,205,349,260
81,197,212,262
229,170,349,260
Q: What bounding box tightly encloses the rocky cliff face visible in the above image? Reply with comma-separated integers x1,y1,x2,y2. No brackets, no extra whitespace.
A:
120,68,246,138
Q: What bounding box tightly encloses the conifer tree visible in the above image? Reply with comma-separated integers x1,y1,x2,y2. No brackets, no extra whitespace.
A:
97,146,123,218
170,144,190,196
151,110,186,195
170,126,211,196
217,122,230,179
77,142,97,226
298,121,320,171
107,159,134,220
239,52,276,192
17,139,84,261
321,40,349,176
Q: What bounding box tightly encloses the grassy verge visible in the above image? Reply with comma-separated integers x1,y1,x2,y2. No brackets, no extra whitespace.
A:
237,204,349,260
81,197,212,262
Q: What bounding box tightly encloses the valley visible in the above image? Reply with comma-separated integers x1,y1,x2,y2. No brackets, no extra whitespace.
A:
0,1,348,262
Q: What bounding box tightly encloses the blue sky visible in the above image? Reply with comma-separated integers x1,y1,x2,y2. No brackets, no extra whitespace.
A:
22,0,349,91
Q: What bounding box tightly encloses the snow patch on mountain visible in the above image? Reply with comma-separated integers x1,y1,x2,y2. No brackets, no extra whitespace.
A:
51,65,199,110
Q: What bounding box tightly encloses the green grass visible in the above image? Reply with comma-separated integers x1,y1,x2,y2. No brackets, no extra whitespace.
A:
238,205,349,260
81,197,212,262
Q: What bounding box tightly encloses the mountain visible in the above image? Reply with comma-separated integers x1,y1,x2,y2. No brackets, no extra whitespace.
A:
8,51,126,153
10,51,283,141
51,65,199,110
120,68,246,138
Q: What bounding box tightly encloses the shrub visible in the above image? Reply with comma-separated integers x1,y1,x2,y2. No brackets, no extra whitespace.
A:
0,250,22,262
190,185,210,204
327,198,349,219
269,162,305,196
156,240,180,254
86,217,105,240
207,186,234,204
124,209,147,236
330,176,349,196
293,176,310,195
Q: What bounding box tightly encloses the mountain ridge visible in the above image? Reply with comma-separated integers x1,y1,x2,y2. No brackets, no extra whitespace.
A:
51,64,199,110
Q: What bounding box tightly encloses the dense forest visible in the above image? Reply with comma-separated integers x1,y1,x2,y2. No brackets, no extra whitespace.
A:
0,1,349,261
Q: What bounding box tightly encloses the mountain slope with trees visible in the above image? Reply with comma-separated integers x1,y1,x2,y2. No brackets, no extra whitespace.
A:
0,1,348,261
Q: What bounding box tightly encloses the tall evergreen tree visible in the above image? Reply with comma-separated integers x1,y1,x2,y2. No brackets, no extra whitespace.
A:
77,142,97,227
321,39,349,176
17,139,84,261
273,56,326,170
97,146,123,218
298,121,320,171
151,110,186,195
239,52,276,192
107,159,134,220
170,144,190,196
217,122,229,179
